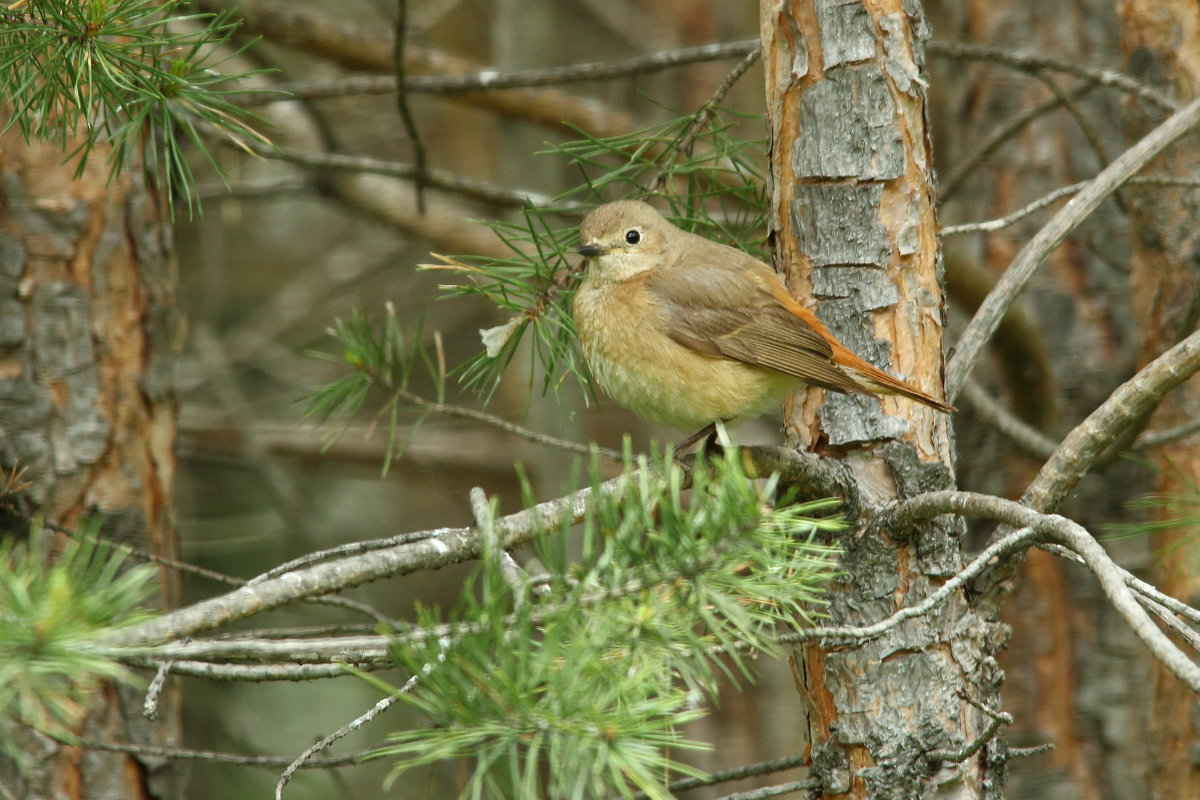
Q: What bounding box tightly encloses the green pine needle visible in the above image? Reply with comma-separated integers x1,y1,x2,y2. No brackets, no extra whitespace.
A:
362,448,841,799
0,520,158,764
0,0,273,216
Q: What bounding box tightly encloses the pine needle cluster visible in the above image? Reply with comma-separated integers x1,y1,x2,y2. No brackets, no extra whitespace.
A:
362,448,841,799
0,522,158,764
0,0,268,214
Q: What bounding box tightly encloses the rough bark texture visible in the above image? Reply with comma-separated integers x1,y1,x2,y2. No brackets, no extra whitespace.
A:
0,129,182,799
1119,3,1200,798
760,2,1002,797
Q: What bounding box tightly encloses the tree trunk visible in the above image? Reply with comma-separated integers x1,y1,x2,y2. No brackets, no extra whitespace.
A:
760,2,1002,797
0,128,183,799
1119,3,1200,798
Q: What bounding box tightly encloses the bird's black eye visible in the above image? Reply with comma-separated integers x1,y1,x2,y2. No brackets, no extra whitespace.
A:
624,229,641,245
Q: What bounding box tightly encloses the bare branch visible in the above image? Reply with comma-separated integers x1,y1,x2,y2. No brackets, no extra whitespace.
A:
393,0,426,213
925,40,1177,112
925,710,1012,764
1022,327,1200,512
775,524,1044,645
200,0,640,138
638,753,808,798
133,661,388,681
1136,414,1200,449
712,780,819,800
958,379,1057,459
946,95,1200,399
939,86,1095,202
217,136,570,210
231,41,763,105
103,473,628,647
117,635,392,663
276,678,416,800
647,46,762,193
941,182,1088,237
392,387,623,461
941,175,1199,236
889,491,1200,692
46,734,370,769
1009,743,1056,759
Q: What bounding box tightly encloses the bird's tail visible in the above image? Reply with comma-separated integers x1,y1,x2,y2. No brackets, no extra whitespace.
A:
838,359,956,413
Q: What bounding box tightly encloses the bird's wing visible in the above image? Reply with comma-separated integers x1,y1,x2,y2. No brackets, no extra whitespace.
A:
644,261,866,395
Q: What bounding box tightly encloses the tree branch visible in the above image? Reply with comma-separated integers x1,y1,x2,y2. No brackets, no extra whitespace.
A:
925,40,1177,112
946,95,1200,399
958,378,1058,460
887,491,1200,692
1022,327,1200,512
102,475,628,647
276,678,416,800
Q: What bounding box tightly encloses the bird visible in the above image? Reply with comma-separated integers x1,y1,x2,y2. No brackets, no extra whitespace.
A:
572,200,953,448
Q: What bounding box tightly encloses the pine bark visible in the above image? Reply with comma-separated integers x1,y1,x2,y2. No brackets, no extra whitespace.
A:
760,2,1003,797
0,129,183,799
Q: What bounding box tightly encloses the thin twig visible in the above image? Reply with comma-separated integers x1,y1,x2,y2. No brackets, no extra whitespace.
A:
1137,414,1200,449
1038,72,1117,174
648,46,762,193
45,733,372,768
232,40,762,102
1009,743,1055,759
941,182,1088,237
926,40,1177,112
775,525,1045,645
946,95,1200,399
712,780,818,800
393,0,427,213
220,137,570,210
958,379,1057,459
142,659,173,720
939,85,1096,202
43,519,243,588
394,387,623,461
941,176,1200,235
925,711,1012,763
276,678,416,799
633,753,807,798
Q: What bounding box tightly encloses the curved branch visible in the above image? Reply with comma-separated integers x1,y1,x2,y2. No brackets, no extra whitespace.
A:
1022,328,1200,512
946,95,1200,399
133,661,387,681
775,521,1043,645
884,492,1200,692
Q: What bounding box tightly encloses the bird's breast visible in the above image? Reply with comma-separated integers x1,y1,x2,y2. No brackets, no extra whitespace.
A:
573,275,795,430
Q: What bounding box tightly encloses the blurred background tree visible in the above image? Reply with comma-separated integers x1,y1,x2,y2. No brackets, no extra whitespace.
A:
2,0,1199,798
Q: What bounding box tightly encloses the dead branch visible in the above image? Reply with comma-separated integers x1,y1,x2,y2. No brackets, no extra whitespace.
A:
946,95,1200,399
1022,327,1200,512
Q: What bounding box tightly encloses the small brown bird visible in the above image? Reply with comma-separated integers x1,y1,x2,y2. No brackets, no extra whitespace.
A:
572,201,953,445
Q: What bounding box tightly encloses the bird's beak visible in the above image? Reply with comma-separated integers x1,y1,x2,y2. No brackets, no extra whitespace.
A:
576,244,605,258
